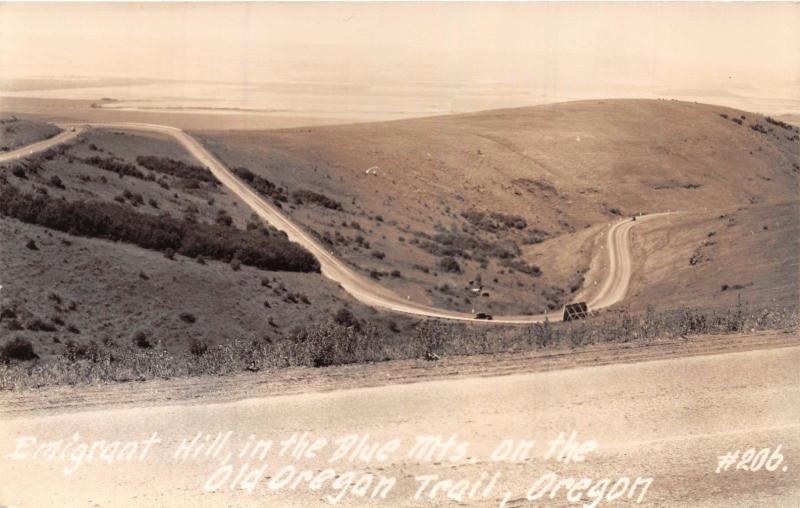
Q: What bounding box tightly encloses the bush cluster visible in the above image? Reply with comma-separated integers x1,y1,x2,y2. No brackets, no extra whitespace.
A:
292,189,343,211
500,258,542,276
83,155,144,179
0,337,38,363
135,156,219,184
461,209,527,232
233,167,288,202
0,182,320,273
416,229,519,261
765,116,796,131
438,256,462,273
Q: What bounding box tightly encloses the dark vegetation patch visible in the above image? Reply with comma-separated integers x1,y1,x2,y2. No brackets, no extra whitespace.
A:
0,182,320,273
500,258,542,276
438,256,462,273
765,116,796,132
232,166,288,203
521,229,551,245
83,155,144,179
413,228,520,261
292,189,343,211
135,156,219,184
460,209,527,232
0,337,38,362
511,178,558,195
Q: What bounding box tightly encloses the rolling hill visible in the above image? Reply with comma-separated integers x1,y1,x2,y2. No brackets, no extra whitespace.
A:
197,99,799,314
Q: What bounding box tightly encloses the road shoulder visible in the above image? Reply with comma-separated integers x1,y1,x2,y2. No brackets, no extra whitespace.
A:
1,330,796,418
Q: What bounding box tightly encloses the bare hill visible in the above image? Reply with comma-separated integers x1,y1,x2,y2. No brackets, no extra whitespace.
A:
197,99,799,314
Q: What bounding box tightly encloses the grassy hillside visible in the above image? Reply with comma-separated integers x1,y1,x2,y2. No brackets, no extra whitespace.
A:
0,128,405,363
0,116,61,152
627,200,798,311
197,99,799,314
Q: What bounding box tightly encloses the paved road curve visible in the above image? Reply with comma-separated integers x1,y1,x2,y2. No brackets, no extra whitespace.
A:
8,121,667,323
0,344,797,507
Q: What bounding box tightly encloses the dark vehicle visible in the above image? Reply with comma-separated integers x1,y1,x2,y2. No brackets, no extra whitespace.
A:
474,312,493,320
563,302,589,321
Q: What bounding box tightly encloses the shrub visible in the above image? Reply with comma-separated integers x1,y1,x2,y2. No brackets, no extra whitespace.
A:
216,211,233,227
500,258,542,276
132,331,152,349
83,155,144,179
189,339,208,356
333,307,359,329
371,250,386,259
438,256,462,273
765,116,793,131
25,239,38,250
63,340,100,362
179,312,196,324
49,175,65,189
417,228,520,261
461,209,527,231
292,189,343,211
0,338,38,362
135,155,218,184
0,183,320,273
27,318,56,332
232,167,288,202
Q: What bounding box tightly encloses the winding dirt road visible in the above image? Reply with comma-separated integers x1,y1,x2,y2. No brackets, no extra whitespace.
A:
5,121,666,323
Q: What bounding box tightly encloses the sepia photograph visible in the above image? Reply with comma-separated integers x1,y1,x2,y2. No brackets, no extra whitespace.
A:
0,2,798,506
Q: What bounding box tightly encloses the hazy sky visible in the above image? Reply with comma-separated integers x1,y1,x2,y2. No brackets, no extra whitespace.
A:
1,2,798,90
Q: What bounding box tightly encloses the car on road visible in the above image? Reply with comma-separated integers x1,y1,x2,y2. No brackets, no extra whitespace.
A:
474,312,493,320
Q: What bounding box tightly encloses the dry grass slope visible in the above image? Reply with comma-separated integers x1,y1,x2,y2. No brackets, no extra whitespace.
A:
197,99,798,314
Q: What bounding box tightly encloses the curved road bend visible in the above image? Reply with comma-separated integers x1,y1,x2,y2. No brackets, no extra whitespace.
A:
13,121,666,324
0,127,83,164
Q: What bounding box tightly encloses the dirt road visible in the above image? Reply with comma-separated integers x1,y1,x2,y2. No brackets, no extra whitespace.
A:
0,127,82,164
0,342,797,507
50,121,668,324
